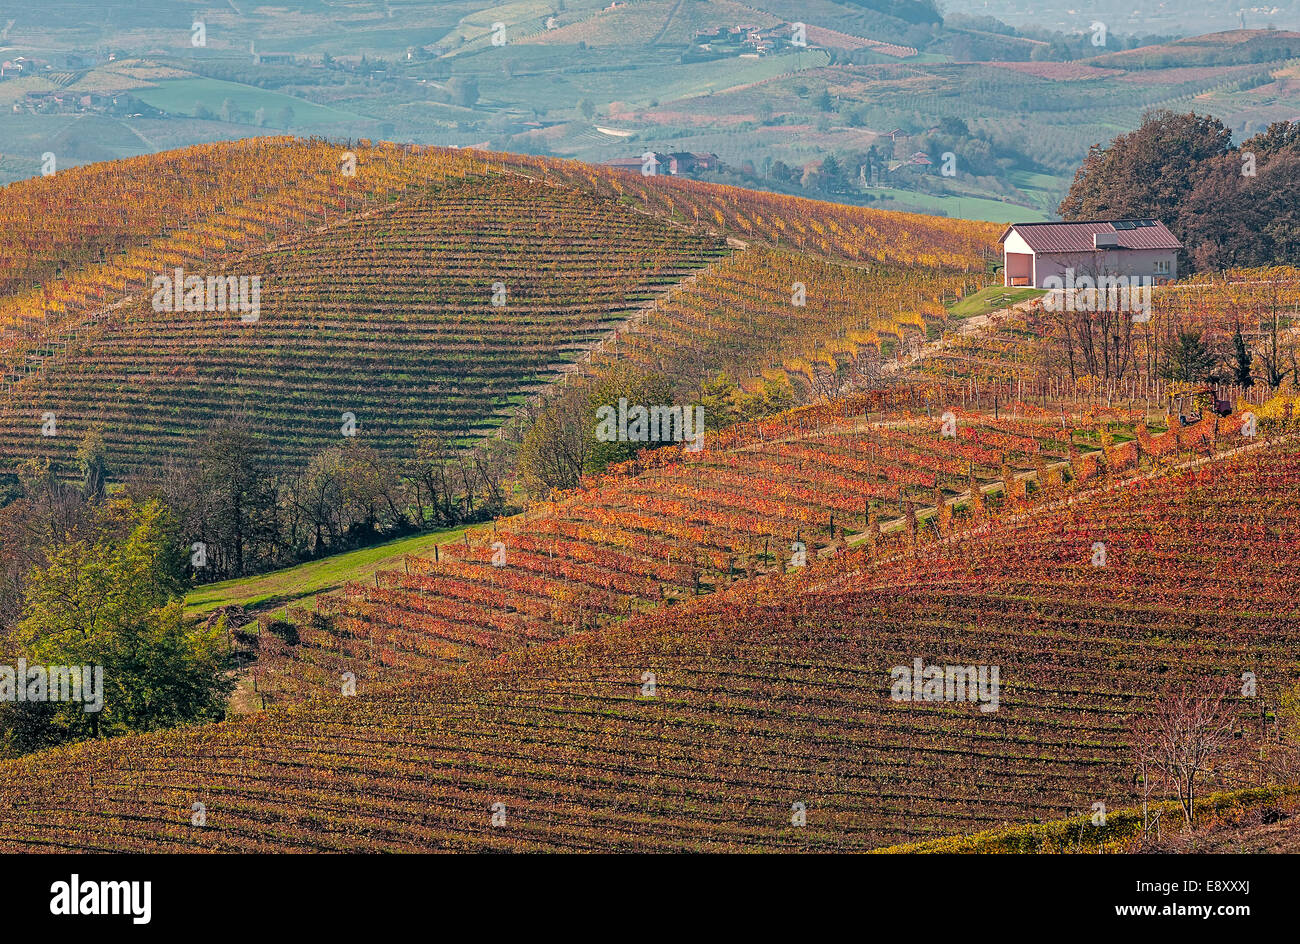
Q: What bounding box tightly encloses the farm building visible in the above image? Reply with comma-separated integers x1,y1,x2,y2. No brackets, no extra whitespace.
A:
603,152,722,176
1000,219,1181,288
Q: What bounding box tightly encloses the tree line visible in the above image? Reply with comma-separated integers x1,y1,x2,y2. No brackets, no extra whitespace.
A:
1061,110,1300,271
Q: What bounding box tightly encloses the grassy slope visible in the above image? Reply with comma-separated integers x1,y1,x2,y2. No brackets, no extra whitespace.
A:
185,525,471,617
867,187,1049,223
947,284,1045,319
134,77,363,128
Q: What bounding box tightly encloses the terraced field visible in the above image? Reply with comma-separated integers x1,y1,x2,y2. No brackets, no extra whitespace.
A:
243,392,1250,704
917,267,1300,401
591,247,968,396
0,138,1008,480
501,151,1002,269
0,138,490,377
1,436,1295,852
0,175,726,472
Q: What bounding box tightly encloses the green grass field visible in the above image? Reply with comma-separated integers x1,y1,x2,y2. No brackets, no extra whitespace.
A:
134,77,362,129
868,187,1049,223
185,525,472,618
947,284,1045,319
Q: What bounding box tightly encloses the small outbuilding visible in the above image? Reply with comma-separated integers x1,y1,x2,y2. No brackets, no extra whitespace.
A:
1000,219,1181,288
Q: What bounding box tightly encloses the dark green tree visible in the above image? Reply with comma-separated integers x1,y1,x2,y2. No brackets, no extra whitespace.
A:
1160,329,1218,383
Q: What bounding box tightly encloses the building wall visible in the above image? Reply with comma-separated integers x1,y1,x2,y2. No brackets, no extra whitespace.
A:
1030,248,1177,287
1004,252,1033,286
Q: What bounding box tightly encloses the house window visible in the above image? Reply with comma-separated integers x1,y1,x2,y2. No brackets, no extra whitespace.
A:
1154,259,1170,275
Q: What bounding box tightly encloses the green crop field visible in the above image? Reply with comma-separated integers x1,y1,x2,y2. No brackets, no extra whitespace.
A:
134,78,363,128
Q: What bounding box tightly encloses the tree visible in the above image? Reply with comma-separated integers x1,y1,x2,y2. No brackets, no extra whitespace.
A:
1252,278,1298,389
408,431,460,525
1132,678,1237,828
516,383,591,498
813,89,833,112
294,447,346,550
697,372,795,428
0,462,92,632
335,441,405,537
75,427,107,501
581,364,673,473
1061,113,1300,271
578,98,595,119
1060,109,1231,233
1159,329,1217,383
194,421,277,577
448,76,479,108
2,499,231,752
1231,326,1255,388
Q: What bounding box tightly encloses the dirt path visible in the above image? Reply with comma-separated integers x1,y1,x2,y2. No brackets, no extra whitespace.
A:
648,0,685,46
884,294,1041,376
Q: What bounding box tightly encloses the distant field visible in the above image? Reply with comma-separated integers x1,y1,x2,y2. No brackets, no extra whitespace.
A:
134,77,362,128
866,187,1046,222
477,47,831,113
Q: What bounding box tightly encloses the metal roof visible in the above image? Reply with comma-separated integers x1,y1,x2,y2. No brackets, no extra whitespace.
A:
998,219,1182,253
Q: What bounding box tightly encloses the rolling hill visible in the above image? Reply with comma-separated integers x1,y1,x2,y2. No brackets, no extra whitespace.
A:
0,427,1296,851
0,138,997,481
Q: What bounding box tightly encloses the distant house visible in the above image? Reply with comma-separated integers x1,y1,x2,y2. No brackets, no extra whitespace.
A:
250,42,295,65
604,152,721,176
1000,219,1182,288
668,151,721,173
2,56,46,78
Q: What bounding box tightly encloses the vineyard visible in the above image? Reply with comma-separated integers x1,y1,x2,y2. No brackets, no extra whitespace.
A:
0,435,1296,852
499,151,1002,269
2,136,1295,858
0,138,1005,478
917,267,1300,403
0,174,725,472
242,387,1261,704
0,139,494,378
585,246,968,397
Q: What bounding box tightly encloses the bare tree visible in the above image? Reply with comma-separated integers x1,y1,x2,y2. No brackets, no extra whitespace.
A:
1132,678,1237,829
1253,276,1299,389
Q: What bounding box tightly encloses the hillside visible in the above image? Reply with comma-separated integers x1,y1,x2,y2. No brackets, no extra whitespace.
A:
6,0,1300,225
917,267,1300,401
0,430,1296,851
0,173,724,471
244,391,1121,702
0,138,998,482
